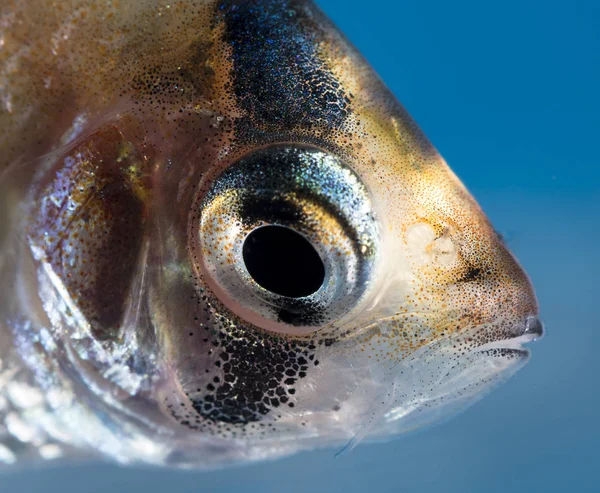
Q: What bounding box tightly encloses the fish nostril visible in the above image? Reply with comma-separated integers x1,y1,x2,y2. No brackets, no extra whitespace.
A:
524,315,545,338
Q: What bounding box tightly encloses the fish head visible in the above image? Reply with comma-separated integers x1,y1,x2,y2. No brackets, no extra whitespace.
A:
0,0,542,467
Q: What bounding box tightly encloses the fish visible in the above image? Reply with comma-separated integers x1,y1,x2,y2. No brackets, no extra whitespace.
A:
0,0,543,469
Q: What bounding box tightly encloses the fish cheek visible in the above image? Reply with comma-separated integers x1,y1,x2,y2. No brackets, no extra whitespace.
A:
28,124,151,340
190,330,312,425
170,302,321,433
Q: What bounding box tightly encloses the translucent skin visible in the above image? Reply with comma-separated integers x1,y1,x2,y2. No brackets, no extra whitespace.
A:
0,0,542,468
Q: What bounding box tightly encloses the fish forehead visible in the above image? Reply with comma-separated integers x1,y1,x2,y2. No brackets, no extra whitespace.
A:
1,0,419,164
0,0,447,204
0,0,488,254
0,0,539,469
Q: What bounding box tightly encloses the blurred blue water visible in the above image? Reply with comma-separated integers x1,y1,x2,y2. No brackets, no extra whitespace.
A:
2,0,598,491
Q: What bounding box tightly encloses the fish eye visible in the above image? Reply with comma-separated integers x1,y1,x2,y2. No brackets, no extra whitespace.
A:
190,145,380,333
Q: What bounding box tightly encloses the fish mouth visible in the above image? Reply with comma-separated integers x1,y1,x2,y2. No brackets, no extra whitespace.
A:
475,315,545,356
355,315,544,444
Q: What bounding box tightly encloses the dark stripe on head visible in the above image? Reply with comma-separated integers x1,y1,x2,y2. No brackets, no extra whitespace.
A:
218,0,351,134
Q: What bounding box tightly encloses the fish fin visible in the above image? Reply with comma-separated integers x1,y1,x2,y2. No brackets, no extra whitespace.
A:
335,380,398,458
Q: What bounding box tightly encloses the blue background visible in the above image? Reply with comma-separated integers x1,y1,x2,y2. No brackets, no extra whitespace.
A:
3,0,599,491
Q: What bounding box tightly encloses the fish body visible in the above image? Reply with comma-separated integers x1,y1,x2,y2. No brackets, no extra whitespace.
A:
0,0,542,469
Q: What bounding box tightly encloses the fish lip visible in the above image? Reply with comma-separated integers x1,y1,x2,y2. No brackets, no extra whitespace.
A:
475,315,544,354
478,347,530,359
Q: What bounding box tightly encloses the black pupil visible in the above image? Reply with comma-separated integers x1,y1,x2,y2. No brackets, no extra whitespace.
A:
242,226,325,298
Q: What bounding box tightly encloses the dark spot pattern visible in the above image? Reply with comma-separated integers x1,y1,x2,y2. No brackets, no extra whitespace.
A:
166,286,323,436
458,267,483,283
190,327,313,425
218,0,351,135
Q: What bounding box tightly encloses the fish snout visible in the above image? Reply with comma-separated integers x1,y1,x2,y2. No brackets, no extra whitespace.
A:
523,314,545,339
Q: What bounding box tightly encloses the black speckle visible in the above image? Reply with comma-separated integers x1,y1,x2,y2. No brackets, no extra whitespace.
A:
219,0,350,133
459,267,483,283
